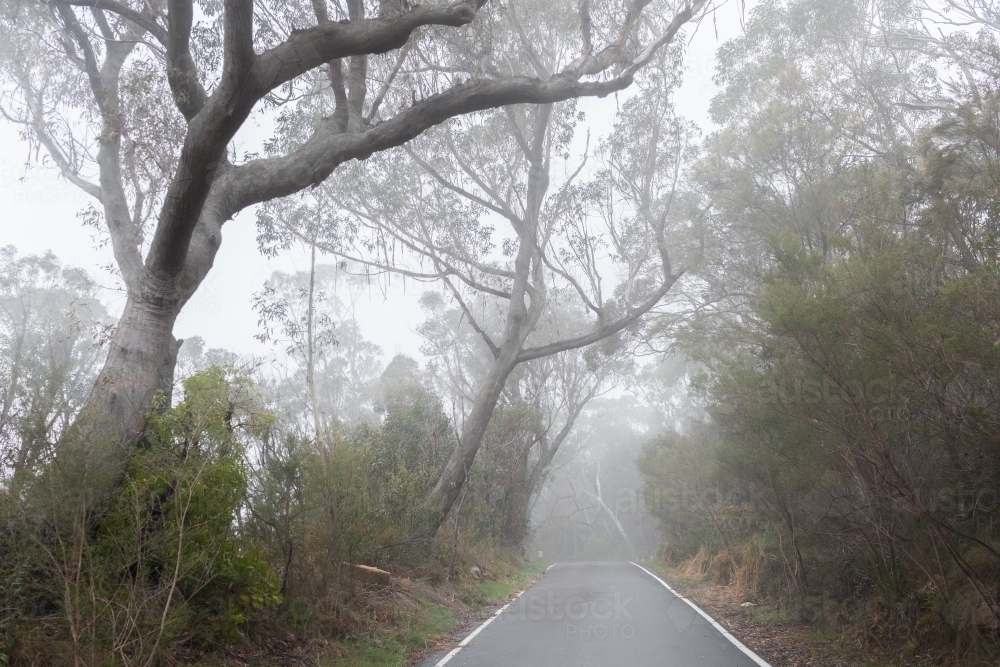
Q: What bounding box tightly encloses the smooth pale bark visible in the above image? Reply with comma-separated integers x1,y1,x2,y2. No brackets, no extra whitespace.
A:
82,288,181,441
431,229,540,518
69,191,228,453
431,350,522,519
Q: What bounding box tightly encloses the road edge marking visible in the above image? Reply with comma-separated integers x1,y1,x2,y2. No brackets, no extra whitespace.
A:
433,588,527,667
630,561,773,667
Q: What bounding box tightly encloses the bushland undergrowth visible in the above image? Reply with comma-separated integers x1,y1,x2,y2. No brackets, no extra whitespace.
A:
0,367,537,667
634,1,1000,664
640,246,1000,664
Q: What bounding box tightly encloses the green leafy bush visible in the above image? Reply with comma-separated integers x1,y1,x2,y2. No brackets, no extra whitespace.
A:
0,368,281,665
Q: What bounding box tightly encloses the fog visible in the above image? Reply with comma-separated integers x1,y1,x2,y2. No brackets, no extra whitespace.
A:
2,0,1000,664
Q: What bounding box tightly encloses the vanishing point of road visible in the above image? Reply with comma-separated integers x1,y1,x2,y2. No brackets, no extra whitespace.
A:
417,561,771,667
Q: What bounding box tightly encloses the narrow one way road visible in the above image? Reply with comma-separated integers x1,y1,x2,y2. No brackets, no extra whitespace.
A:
418,561,770,667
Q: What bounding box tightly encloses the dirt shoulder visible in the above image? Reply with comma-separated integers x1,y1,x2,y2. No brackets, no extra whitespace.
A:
649,564,855,667
181,561,550,667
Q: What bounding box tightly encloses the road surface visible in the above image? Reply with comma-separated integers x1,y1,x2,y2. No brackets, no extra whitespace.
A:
418,561,770,667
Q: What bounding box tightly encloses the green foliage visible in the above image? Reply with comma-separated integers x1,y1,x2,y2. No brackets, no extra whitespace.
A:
0,368,281,665
362,355,452,478
330,598,455,667
461,401,540,547
638,428,726,555
639,1,1000,661
244,360,452,628
102,369,280,644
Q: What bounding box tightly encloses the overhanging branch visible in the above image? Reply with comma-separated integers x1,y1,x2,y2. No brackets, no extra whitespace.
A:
249,3,478,96
224,74,634,215
516,272,682,364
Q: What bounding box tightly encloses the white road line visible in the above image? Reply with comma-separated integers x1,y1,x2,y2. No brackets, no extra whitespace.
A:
630,562,773,667
433,589,526,667
545,563,557,572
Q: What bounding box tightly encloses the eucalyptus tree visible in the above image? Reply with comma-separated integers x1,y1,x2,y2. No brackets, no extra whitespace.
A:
639,0,1000,630
253,263,383,435
0,0,708,459
276,30,696,525
0,247,112,482
419,290,617,541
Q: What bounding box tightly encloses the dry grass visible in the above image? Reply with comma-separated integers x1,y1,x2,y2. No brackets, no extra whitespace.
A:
680,545,711,578
678,544,761,599
656,545,1000,667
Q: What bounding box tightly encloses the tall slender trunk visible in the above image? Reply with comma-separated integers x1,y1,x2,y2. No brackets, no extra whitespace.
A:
306,236,321,441
426,109,550,530
430,349,520,521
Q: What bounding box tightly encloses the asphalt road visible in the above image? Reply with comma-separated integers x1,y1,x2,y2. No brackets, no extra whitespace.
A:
418,561,770,667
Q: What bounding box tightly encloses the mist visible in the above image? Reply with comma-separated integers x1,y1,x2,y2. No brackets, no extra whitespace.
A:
2,1,1000,665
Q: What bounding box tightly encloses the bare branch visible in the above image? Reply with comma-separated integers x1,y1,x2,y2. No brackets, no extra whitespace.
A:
166,0,207,120
3,90,101,199
366,40,414,124
508,6,551,78
63,0,168,44
405,144,522,228
442,276,501,358
54,4,110,115
627,0,709,75
516,272,682,364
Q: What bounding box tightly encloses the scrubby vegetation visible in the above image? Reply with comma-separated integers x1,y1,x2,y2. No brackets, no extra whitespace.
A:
0,239,579,665
638,0,1000,663
0,357,545,665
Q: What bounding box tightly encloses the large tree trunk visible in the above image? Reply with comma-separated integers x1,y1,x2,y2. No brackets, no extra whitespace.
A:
55,277,186,515
72,279,182,450
68,205,224,473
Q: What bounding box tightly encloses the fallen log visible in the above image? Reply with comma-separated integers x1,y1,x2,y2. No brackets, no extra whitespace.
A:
344,562,392,586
